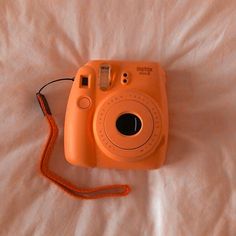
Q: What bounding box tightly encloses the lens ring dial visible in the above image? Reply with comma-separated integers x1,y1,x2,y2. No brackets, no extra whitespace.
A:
94,90,162,162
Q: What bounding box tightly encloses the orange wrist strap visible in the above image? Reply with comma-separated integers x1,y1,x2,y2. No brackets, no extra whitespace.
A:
36,92,131,199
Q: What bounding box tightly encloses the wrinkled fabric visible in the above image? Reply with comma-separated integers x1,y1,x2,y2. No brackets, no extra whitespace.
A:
0,0,235,235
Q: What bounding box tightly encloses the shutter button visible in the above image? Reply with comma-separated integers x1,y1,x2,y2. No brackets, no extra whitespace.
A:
78,96,91,109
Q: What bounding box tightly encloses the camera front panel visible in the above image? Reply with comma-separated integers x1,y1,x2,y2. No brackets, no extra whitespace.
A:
64,60,168,169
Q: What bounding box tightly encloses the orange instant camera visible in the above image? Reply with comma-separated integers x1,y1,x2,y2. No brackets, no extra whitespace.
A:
64,60,168,170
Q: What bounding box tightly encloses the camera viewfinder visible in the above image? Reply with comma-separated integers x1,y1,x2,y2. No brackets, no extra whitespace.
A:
80,76,89,87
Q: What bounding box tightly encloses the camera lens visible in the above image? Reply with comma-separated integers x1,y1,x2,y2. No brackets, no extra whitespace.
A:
116,113,142,136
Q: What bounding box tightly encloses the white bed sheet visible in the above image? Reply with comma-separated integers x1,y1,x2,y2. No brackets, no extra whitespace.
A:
0,0,236,235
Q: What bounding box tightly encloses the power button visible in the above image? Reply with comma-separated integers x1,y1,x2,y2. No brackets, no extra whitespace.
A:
78,96,91,109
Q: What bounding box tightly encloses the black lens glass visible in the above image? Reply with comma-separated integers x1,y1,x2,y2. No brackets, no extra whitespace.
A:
116,113,142,136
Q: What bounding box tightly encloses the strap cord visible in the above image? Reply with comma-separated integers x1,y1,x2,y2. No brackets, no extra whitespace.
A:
36,78,131,199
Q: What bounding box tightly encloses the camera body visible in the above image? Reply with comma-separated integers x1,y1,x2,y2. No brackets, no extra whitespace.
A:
64,60,168,170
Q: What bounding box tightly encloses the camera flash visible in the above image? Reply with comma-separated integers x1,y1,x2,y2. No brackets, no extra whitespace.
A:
99,64,111,90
